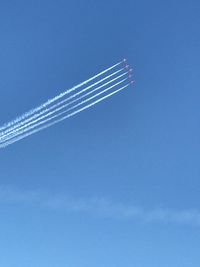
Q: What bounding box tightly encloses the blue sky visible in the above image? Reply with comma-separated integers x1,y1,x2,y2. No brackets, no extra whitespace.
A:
0,0,200,266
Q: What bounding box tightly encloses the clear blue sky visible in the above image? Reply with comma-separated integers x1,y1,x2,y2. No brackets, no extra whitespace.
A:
0,0,200,266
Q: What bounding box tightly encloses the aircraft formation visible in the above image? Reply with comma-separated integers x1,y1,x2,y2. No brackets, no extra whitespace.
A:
0,59,134,148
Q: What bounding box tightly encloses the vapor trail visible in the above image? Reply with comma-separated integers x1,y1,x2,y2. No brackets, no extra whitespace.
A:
0,78,128,143
0,61,123,132
0,72,128,141
0,68,125,138
0,83,129,148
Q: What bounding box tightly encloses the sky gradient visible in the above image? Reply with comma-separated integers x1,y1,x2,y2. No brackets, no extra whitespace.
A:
0,0,200,266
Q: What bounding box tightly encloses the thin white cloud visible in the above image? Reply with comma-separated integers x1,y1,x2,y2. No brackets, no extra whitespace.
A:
0,185,200,226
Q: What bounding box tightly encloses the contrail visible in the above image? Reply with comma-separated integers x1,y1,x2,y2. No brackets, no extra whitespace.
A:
0,61,123,132
0,69,126,138
0,78,128,143
0,83,129,148
0,72,128,141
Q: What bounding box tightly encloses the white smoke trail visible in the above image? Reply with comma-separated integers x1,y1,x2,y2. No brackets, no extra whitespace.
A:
0,61,123,132
0,72,128,142
0,69,125,138
0,78,128,143
0,83,129,148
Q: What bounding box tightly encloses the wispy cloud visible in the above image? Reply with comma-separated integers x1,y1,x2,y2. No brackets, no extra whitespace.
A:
0,185,200,227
